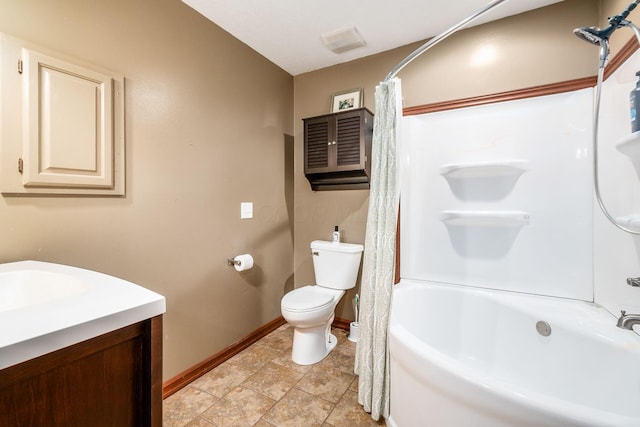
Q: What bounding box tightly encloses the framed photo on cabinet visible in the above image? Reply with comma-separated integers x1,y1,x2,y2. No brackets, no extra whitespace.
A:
330,88,363,112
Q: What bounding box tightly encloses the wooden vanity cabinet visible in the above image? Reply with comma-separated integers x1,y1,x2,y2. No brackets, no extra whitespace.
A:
304,107,373,190
0,316,163,427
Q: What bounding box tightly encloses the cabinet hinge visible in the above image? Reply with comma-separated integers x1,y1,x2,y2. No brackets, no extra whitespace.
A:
18,59,23,74
18,158,23,173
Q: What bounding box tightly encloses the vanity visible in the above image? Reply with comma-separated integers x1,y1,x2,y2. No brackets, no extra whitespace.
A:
0,261,166,427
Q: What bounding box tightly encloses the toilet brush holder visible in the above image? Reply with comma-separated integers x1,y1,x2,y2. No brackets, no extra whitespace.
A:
348,321,360,342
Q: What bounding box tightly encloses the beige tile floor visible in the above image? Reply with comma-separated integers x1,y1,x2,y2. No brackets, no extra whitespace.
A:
163,324,386,427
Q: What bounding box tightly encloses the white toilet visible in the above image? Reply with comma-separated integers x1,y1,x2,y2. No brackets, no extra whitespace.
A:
281,240,364,365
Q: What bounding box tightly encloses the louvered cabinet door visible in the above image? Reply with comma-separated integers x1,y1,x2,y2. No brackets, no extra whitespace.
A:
304,116,332,174
334,109,366,172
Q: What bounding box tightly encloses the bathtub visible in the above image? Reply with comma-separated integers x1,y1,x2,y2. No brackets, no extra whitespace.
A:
0,260,165,369
387,279,640,427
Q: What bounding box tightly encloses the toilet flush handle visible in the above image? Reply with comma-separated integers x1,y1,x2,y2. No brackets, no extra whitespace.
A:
312,251,319,256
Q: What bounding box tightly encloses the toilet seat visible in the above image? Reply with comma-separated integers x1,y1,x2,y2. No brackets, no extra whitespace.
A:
281,286,335,313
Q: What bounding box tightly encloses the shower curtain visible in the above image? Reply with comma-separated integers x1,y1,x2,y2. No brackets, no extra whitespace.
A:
355,77,402,421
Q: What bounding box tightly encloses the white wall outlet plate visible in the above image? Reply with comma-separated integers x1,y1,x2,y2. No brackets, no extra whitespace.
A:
241,202,253,219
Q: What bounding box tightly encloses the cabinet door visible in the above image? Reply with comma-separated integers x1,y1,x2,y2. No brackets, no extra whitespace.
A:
0,33,125,195
22,48,114,189
304,115,333,174
334,110,365,171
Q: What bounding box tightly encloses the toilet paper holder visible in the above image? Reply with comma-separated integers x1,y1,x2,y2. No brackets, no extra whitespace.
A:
228,254,254,272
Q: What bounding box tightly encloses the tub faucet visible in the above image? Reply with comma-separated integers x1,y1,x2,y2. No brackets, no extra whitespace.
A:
627,277,640,287
616,310,640,330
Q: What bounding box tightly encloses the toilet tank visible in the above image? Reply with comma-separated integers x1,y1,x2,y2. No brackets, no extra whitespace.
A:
311,240,364,290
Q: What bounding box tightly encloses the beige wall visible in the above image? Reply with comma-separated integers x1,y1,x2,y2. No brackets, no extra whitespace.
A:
293,0,601,320
0,0,293,379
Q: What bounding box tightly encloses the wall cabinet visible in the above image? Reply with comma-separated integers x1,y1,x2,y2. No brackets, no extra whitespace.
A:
0,33,125,196
303,108,373,190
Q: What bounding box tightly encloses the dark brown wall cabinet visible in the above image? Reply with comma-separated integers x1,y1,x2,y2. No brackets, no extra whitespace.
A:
304,108,373,190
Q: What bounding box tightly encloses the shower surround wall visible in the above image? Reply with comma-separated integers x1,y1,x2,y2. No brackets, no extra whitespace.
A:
401,51,640,315
595,49,640,315
402,89,593,300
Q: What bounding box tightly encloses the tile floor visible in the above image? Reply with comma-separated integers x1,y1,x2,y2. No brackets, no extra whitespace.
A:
163,324,386,427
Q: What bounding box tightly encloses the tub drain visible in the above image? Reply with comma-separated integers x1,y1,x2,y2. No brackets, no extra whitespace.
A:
536,321,552,336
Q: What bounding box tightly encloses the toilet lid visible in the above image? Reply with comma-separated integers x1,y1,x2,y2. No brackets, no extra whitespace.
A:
282,286,334,312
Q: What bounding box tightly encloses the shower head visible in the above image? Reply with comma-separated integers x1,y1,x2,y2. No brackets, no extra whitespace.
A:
573,25,617,46
574,0,640,45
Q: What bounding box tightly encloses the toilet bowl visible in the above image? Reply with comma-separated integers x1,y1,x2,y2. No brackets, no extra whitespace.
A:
281,285,344,364
281,240,363,365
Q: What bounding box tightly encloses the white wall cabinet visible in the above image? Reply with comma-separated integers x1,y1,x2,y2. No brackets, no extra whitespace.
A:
0,33,125,195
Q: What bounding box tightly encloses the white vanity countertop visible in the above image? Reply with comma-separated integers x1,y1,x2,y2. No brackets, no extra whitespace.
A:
0,260,166,370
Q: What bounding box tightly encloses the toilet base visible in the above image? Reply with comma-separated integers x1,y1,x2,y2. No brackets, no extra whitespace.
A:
291,319,337,365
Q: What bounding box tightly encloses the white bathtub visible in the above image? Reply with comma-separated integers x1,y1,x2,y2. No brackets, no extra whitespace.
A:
388,279,640,427
0,260,165,369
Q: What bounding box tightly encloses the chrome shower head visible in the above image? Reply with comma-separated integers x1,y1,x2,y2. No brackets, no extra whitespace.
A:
573,25,617,46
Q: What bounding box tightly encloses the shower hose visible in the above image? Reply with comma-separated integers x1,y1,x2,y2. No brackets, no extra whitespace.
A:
592,21,640,235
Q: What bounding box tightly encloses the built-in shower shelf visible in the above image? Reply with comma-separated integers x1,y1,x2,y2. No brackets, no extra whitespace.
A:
439,160,529,179
440,210,531,227
616,132,640,158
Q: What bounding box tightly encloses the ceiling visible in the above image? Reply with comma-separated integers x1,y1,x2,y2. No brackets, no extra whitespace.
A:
182,0,564,76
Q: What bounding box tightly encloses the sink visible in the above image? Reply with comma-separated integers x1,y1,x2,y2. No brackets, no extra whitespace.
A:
0,270,88,313
0,260,165,370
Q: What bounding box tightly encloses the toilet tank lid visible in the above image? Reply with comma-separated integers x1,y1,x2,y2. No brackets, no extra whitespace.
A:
310,240,364,253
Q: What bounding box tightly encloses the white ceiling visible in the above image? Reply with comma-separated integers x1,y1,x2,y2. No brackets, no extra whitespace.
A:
182,0,564,76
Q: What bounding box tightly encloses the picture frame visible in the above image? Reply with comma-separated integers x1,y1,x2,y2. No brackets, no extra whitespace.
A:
330,88,363,112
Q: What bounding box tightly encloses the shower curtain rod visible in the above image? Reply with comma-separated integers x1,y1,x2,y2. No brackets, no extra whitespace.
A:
384,0,510,82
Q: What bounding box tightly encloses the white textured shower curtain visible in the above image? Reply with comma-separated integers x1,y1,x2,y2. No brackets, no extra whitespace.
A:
355,77,402,421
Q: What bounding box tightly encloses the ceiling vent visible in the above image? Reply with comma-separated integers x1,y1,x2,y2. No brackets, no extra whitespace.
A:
321,26,366,54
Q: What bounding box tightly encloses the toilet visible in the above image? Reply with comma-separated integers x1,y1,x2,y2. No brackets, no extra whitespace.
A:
281,240,364,365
